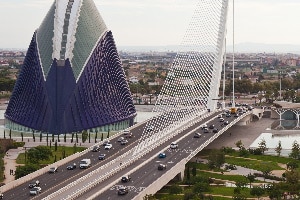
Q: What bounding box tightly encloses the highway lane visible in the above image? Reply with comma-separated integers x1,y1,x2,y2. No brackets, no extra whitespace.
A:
76,111,228,199
3,109,248,200
2,109,206,199
88,111,248,199
3,120,151,200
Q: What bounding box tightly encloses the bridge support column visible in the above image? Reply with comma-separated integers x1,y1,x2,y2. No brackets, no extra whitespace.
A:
176,167,185,181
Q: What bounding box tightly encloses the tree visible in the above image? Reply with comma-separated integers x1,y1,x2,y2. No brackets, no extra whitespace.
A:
207,149,225,169
235,140,244,150
9,129,11,139
15,164,39,179
169,184,182,194
95,131,98,143
289,140,300,159
40,132,42,142
246,173,256,188
3,129,5,139
275,140,282,156
32,131,35,142
88,131,91,143
250,186,265,200
82,130,88,143
101,133,103,141
21,132,23,142
27,146,53,164
286,161,299,170
193,182,210,194
192,165,197,177
54,140,58,151
258,138,268,154
64,133,67,143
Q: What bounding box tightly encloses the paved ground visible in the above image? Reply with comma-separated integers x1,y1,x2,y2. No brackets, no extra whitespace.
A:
206,118,275,149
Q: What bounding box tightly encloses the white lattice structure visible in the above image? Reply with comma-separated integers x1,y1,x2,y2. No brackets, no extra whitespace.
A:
134,0,229,156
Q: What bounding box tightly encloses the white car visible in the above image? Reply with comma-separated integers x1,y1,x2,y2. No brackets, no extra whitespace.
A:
170,142,178,149
104,143,112,150
30,187,41,195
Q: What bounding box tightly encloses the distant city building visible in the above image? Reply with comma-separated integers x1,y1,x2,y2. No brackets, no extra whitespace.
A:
5,0,136,134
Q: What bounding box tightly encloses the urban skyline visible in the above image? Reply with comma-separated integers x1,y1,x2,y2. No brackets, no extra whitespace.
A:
0,0,300,52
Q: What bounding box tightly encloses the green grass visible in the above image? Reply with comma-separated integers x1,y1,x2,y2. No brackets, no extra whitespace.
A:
224,156,284,171
16,146,86,165
197,171,263,183
0,153,4,183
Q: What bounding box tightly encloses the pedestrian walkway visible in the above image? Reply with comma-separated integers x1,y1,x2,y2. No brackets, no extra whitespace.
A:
3,147,24,184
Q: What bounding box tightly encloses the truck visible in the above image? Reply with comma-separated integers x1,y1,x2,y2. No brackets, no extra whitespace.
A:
79,159,91,169
230,107,237,114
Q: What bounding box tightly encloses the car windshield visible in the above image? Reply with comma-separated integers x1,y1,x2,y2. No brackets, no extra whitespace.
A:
80,161,87,164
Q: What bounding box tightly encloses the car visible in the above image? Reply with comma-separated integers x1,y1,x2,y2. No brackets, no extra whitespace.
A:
124,132,133,138
117,186,129,195
194,132,202,138
209,124,215,129
170,142,178,149
92,145,100,152
203,128,209,133
225,113,231,117
121,175,131,182
217,114,222,118
201,124,208,129
0,193,3,199
224,121,229,125
120,139,128,145
104,143,112,150
103,140,111,146
219,117,224,122
118,137,125,142
158,163,167,170
234,113,239,117
98,154,106,160
48,166,58,173
213,128,218,133
158,152,166,158
29,187,41,195
146,125,154,131
29,180,40,188
67,163,77,170
123,130,130,135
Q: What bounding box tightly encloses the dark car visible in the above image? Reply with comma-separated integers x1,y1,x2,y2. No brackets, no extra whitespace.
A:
194,132,202,138
121,139,128,145
209,124,214,129
124,132,133,138
29,180,40,188
92,145,100,152
102,140,111,146
203,128,209,133
98,154,106,160
118,186,129,195
121,175,131,183
158,163,167,170
67,163,76,170
224,121,229,125
219,118,224,122
234,113,239,117
226,113,231,117
48,166,58,173
158,152,166,158
213,128,218,133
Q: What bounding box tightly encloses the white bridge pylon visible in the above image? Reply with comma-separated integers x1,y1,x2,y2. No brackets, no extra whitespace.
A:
133,0,229,156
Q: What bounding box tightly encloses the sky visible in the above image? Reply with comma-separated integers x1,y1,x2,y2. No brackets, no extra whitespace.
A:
0,0,300,49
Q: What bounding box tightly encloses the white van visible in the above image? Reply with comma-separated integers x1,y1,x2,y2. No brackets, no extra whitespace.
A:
79,159,91,169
